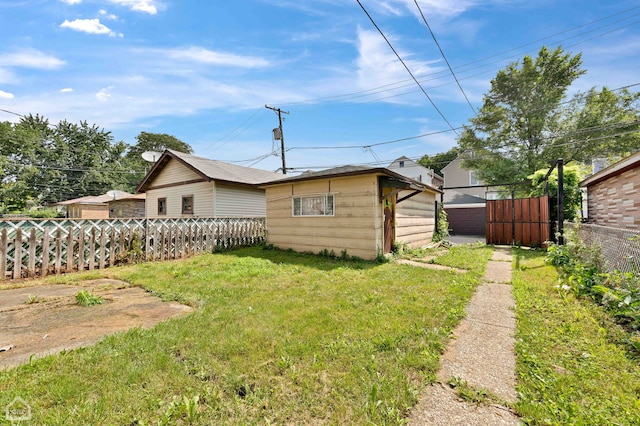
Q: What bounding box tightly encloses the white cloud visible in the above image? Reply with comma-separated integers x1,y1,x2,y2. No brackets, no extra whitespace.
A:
60,88,74,93
60,19,122,37
96,86,115,102
61,0,82,4
167,47,271,68
99,9,118,20
0,90,15,99
109,0,159,15
355,28,440,101
0,49,65,69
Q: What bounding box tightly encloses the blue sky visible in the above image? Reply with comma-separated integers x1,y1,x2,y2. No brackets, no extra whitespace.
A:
1,0,639,174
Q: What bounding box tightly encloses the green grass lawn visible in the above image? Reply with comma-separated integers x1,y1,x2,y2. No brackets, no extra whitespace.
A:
0,245,492,425
513,248,640,425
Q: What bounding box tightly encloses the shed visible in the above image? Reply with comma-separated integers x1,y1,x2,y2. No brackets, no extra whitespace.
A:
108,193,146,218
260,165,442,260
136,150,283,218
580,150,640,230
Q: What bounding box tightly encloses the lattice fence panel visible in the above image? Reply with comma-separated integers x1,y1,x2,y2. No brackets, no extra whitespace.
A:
1,217,266,281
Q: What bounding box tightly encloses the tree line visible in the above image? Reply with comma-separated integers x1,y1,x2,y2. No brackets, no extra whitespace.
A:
0,115,192,213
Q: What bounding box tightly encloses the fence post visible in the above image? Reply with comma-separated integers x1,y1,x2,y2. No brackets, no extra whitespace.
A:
557,158,564,245
0,229,6,281
41,230,50,277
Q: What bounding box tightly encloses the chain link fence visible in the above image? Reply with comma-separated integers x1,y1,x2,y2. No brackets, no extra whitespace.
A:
566,222,640,274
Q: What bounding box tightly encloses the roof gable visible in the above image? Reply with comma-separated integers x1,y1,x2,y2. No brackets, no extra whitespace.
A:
136,149,284,192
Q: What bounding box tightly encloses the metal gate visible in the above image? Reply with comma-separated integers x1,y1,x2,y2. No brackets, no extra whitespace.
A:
486,195,551,247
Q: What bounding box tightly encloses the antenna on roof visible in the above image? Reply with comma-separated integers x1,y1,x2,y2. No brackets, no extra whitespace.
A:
141,151,162,163
105,190,118,200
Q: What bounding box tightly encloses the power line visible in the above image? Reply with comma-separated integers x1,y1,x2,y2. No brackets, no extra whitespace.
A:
413,0,476,114
277,5,640,109
355,0,459,135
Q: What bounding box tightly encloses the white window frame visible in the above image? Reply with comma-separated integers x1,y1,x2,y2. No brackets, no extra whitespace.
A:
292,193,335,217
469,171,483,186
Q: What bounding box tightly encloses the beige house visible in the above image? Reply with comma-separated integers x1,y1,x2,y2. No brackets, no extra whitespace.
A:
136,150,283,218
261,166,441,260
581,150,640,230
57,191,133,219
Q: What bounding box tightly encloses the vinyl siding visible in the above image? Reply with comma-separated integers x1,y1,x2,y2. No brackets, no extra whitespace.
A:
151,158,203,187
396,190,436,247
215,184,267,217
145,181,214,218
266,175,382,260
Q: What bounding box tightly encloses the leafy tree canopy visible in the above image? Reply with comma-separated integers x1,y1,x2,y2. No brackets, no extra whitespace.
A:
0,115,131,212
458,46,640,185
122,132,193,189
529,163,583,222
417,146,460,176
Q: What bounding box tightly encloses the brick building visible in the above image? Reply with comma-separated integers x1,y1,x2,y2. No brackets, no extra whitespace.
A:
581,151,640,230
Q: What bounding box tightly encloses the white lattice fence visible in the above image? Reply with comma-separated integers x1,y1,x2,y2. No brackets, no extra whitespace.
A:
0,217,266,280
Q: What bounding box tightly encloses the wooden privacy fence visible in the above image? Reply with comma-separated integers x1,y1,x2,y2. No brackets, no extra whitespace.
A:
0,217,266,281
486,195,551,247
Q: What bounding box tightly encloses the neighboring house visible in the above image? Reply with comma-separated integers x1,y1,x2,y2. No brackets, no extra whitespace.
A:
136,150,284,218
388,156,444,188
260,165,442,260
580,150,640,230
442,156,489,236
57,191,133,219
441,156,485,198
108,193,146,218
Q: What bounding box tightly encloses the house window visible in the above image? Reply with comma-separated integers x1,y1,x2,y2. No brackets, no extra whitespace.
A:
158,198,167,215
182,195,194,215
469,171,483,186
292,194,334,217
399,161,405,168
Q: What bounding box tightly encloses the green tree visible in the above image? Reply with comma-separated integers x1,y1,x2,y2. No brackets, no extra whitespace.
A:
529,163,583,222
123,132,193,189
417,146,460,176
0,115,132,211
459,46,640,186
548,87,640,163
459,46,586,184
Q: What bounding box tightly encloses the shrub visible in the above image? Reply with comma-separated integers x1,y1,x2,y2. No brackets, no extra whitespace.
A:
546,228,640,341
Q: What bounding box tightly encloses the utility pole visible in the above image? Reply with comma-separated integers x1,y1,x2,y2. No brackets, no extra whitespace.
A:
265,105,289,174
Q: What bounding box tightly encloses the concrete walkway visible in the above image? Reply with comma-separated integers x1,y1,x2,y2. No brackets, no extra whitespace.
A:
409,246,520,425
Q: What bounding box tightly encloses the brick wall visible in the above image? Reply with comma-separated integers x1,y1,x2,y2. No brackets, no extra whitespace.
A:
587,166,639,230
446,207,486,235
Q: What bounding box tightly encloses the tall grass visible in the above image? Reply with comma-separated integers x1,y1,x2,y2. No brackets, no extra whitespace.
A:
513,248,640,425
0,245,492,425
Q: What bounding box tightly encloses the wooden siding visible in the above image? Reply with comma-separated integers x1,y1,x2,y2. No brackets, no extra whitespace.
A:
395,190,436,247
587,166,640,229
266,175,383,259
67,204,109,219
109,200,145,218
149,158,203,187
145,181,214,218
215,184,267,217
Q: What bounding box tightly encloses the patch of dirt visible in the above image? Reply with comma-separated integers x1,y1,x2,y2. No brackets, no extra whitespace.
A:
0,279,193,370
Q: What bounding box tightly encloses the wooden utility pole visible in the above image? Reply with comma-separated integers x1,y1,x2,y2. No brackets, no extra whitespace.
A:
265,105,289,174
